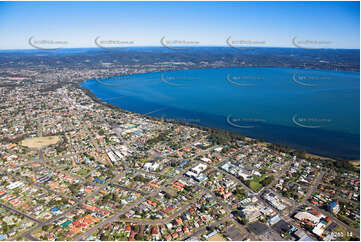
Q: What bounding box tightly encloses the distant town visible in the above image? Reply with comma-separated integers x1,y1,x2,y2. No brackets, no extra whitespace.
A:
0,48,359,241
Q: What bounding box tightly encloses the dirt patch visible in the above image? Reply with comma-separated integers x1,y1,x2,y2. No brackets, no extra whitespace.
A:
21,136,60,149
207,233,226,241
165,187,178,197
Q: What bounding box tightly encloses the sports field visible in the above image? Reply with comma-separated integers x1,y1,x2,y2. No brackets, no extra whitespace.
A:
21,136,60,148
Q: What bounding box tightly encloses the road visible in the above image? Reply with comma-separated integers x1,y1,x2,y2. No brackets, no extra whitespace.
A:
305,202,360,238
285,170,360,238
0,202,41,224
18,176,75,201
112,183,148,196
13,127,359,242
6,116,222,240
115,193,204,225
215,165,254,194
73,146,217,240
181,215,232,240
192,176,255,240
15,171,125,240
300,171,324,205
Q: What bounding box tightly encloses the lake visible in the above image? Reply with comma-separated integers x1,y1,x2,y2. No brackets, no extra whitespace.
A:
81,67,360,160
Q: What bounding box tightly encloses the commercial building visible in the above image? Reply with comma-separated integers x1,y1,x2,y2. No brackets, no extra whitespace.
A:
328,201,340,214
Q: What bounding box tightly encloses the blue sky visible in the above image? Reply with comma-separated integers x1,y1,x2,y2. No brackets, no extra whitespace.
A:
0,1,359,49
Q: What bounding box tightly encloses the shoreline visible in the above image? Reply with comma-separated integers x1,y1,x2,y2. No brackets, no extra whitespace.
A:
76,82,358,164
87,66,361,81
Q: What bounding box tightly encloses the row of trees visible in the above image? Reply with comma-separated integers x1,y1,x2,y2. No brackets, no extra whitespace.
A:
145,131,170,147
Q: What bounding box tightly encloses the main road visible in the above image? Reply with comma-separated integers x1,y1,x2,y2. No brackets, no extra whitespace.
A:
73,146,217,240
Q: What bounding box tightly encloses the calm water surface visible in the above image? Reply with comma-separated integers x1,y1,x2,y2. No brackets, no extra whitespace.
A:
81,67,360,160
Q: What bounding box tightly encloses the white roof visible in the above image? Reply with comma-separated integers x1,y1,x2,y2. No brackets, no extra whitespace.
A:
192,163,208,174
312,222,325,237
294,212,320,224
201,157,211,162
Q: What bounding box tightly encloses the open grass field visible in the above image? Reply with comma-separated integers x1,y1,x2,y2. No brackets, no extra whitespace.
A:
249,181,262,192
21,136,60,149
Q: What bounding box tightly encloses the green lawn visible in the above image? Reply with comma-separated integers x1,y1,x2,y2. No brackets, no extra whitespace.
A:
76,168,90,176
247,174,273,192
249,181,262,192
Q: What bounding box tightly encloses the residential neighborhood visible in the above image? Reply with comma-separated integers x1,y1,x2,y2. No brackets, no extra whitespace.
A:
0,74,359,241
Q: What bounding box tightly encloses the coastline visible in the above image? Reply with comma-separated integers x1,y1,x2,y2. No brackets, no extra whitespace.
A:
76,82,358,164
85,66,361,81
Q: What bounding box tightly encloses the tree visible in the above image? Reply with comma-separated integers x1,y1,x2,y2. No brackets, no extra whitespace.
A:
42,224,50,231
260,176,274,186
2,222,9,234
184,185,192,192
135,234,144,240
164,192,172,200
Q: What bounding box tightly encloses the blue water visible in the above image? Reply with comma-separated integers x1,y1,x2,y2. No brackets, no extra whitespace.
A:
81,67,360,160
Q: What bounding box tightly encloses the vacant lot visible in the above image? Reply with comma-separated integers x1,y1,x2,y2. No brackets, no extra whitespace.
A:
207,233,226,241
248,222,269,235
21,136,60,149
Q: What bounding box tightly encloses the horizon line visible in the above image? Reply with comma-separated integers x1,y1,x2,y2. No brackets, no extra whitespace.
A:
0,45,360,51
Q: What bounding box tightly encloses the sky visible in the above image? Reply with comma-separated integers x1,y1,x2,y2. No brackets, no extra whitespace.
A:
0,1,359,50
